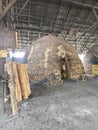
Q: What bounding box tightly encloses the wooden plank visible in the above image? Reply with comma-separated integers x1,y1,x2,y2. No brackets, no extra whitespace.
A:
6,62,18,115
12,62,22,102
18,63,31,99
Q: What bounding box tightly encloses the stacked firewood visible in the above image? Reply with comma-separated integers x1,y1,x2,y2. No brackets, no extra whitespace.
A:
69,58,86,80
6,62,31,115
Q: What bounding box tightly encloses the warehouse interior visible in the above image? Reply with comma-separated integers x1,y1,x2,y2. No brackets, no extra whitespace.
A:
0,0,98,130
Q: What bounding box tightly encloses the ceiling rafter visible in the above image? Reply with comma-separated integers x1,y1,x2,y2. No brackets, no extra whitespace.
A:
0,0,17,20
16,0,29,19
63,0,98,10
2,0,98,52
77,0,98,53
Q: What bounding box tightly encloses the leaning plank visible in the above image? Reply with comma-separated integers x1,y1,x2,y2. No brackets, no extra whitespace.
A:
18,63,31,99
6,62,18,115
23,64,31,96
12,62,22,102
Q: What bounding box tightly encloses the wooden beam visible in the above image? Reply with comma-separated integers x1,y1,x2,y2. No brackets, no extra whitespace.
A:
0,0,2,13
63,0,98,10
16,0,29,19
0,0,2,30
0,0,17,20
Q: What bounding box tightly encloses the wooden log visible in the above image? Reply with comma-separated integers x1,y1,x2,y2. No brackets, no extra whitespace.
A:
6,62,18,115
12,62,22,102
17,63,31,99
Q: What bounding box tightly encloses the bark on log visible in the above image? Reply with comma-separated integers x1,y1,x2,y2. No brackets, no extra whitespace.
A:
6,62,18,115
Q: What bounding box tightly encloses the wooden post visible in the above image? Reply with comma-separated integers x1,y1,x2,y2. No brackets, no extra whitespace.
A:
6,62,18,115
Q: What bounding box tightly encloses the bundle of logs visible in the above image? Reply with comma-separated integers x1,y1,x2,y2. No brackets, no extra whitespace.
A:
6,62,31,115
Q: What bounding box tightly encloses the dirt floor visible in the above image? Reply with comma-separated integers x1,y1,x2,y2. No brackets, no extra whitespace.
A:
0,78,98,130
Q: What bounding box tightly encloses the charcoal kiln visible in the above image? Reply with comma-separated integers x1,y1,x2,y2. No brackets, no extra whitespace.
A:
27,35,85,85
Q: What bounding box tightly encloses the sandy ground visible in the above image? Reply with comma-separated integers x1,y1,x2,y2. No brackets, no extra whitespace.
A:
0,78,98,130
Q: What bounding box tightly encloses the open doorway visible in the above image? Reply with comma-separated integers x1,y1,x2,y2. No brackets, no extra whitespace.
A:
59,56,71,80
60,57,67,79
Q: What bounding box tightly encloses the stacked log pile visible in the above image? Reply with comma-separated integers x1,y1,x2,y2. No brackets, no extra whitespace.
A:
69,59,85,80
27,35,86,85
6,62,31,115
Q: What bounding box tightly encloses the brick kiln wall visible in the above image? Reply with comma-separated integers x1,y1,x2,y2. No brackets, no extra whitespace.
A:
27,35,85,85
